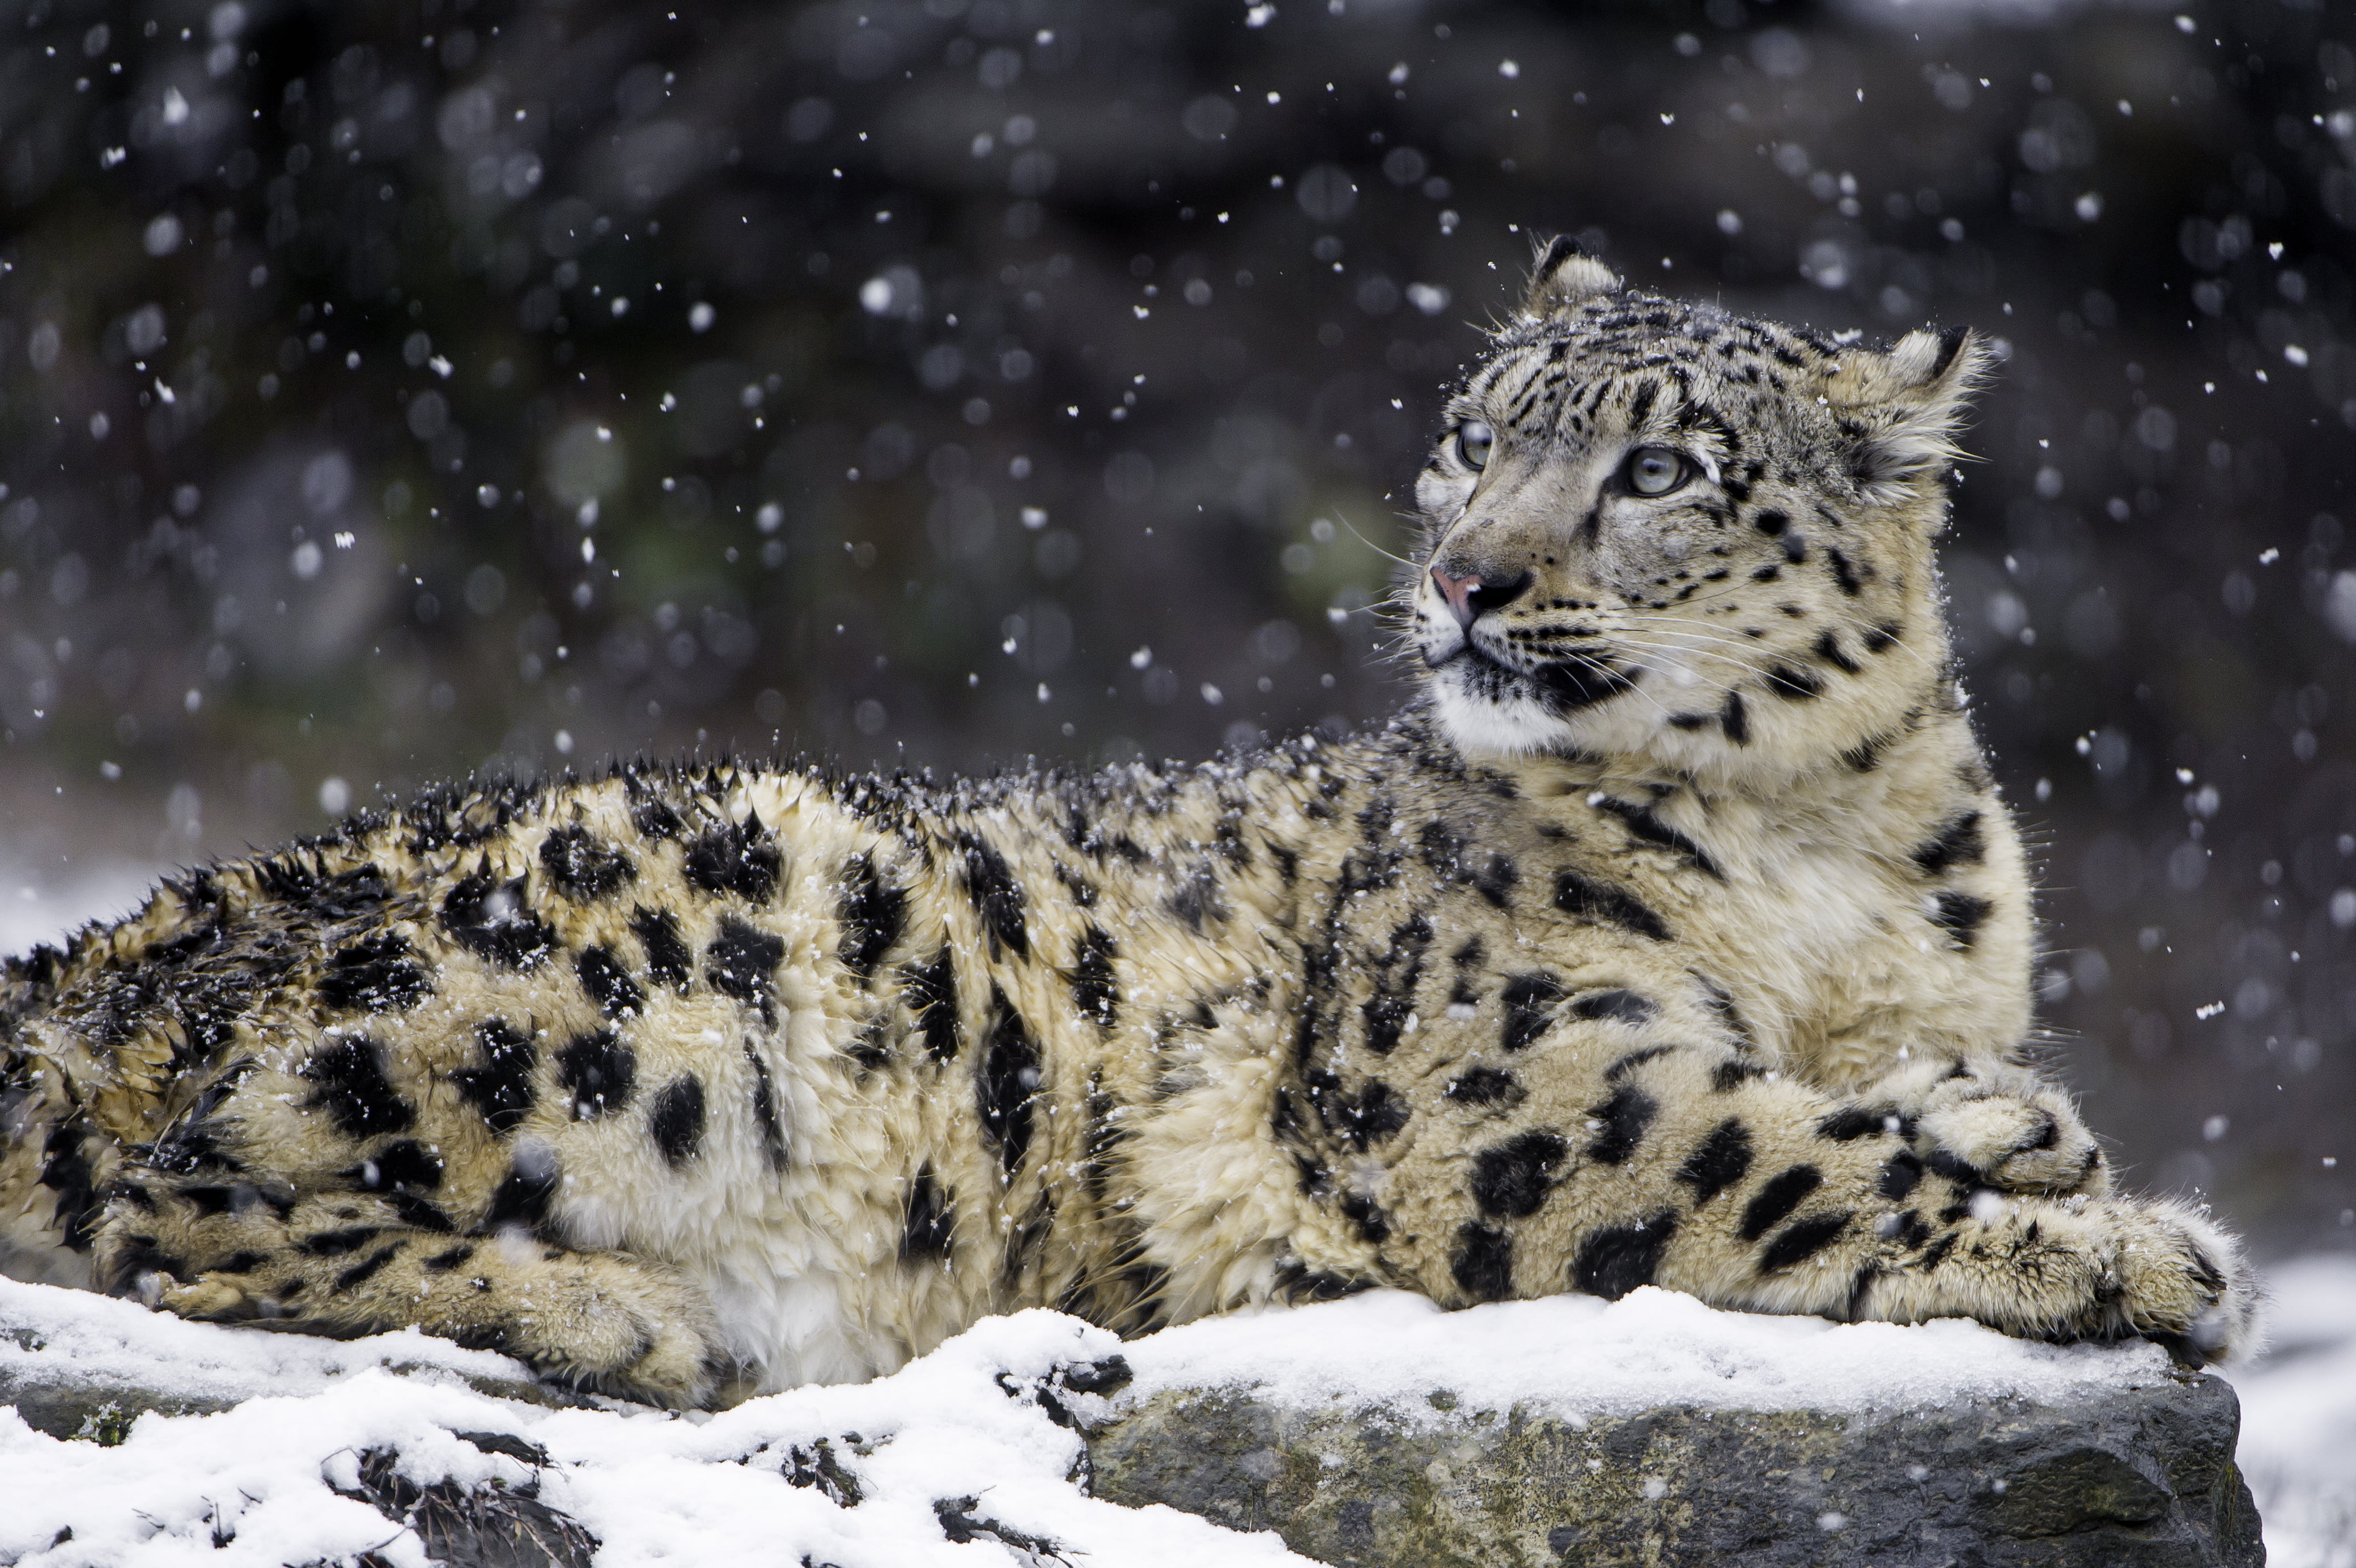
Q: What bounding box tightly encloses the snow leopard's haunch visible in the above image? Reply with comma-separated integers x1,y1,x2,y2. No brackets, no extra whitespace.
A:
0,245,2257,1405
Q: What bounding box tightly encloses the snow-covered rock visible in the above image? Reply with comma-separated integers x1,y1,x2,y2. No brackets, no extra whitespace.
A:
0,1276,1303,1568
1092,1288,2260,1567
0,1274,2268,1567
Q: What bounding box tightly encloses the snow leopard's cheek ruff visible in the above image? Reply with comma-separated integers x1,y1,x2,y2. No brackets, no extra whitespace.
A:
1407,237,1987,763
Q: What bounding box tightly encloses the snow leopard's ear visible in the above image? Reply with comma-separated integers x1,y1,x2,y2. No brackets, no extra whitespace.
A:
1521,235,1621,320
1824,326,1992,511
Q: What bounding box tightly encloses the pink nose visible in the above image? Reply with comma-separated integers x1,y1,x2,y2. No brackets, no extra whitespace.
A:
1429,565,1533,627
1430,566,1484,627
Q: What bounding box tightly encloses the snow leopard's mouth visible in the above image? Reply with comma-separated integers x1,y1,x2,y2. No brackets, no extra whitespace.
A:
1441,643,1632,715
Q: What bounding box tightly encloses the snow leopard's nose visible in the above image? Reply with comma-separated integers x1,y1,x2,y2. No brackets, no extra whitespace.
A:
1429,564,1531,628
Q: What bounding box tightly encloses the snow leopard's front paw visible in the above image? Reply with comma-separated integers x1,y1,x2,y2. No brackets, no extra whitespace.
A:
1875,1058,2109,1197
1874,1189,2265,1366
2098,1196,2265,1366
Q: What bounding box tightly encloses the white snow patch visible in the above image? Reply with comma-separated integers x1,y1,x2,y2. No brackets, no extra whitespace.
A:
0,859,163,957
1118,1285,2178,1422
0,1281,1308,1568
2222,1255,2356,1568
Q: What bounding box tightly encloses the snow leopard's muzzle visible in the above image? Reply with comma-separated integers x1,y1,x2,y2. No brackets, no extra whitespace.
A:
1415,581,1633,758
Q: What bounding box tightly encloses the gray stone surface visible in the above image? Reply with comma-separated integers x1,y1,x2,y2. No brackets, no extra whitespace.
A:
1085,1370,2264,1567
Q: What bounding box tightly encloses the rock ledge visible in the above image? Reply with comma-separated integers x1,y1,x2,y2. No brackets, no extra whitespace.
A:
1086,1372,2262,1567
3,1278,2264,1567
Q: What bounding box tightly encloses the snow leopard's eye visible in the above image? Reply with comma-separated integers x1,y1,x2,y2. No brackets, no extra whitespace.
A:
1453,420,1493,471
1621,446,1689,496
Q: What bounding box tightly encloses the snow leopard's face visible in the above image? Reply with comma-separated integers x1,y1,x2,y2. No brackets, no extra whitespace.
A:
1408,245,1988,779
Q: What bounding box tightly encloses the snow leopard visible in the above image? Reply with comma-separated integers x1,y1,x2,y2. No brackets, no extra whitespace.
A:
0,241,2257,1406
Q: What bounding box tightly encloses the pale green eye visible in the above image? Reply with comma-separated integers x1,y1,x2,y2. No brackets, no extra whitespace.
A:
1624,446,1688,496
1454,420,1493,471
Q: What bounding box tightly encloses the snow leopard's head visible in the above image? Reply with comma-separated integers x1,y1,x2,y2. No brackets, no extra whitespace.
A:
1407,239,1989,782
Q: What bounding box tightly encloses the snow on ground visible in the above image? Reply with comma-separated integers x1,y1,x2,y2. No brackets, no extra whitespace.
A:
2222,1255,2356,1568
0,1276,1312,1568
0,853,162,959
0,1272,2307,1568
1,1235,2353,1564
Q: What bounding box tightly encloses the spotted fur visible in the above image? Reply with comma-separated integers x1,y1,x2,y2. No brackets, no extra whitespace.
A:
0,248,2256,1405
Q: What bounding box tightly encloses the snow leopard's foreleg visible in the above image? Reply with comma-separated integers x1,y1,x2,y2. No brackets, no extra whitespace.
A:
1645,1051,2254,1360
1309,1035,2257,1363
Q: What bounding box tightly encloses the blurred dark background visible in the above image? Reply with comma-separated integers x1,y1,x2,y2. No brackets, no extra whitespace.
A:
0,0,2350,1257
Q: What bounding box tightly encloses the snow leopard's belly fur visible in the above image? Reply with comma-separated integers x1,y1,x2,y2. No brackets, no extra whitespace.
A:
0,248,2257,1404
